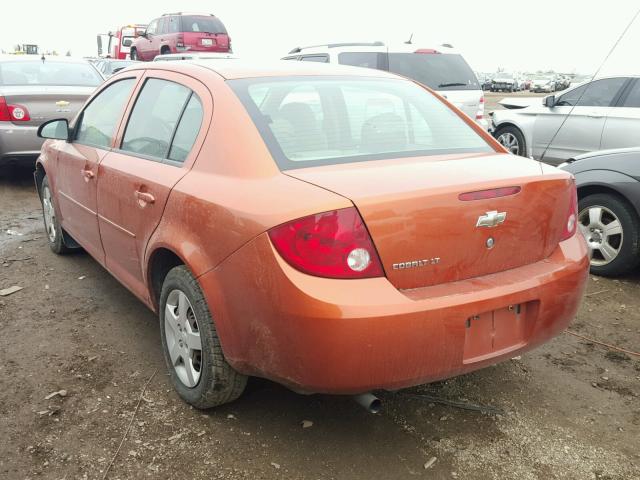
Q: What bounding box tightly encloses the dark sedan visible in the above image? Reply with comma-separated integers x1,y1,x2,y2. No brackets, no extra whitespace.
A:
560,148,640,276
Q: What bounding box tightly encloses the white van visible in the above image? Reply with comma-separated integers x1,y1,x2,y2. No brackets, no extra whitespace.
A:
282,42,487,129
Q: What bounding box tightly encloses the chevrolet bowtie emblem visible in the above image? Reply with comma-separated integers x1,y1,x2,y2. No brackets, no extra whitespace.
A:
55,100,70,107
476,210,507,228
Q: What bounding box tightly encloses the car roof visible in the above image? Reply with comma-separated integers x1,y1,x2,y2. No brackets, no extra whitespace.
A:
286,42,460,56
0,55,93,64
131,59,402,80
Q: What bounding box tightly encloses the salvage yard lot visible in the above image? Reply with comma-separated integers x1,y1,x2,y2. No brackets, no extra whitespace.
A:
1,166,639,480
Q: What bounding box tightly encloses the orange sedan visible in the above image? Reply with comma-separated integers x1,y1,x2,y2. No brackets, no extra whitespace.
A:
34,60,589,408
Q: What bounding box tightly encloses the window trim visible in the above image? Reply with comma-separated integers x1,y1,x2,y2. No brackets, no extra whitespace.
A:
72,77,138,150
116,77,199,166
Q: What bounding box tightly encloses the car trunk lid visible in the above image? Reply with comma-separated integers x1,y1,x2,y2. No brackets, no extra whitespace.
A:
285,152,574,290
0,85,94,126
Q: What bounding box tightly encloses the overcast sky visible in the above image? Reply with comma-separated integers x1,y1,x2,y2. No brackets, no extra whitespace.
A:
2,1,639,75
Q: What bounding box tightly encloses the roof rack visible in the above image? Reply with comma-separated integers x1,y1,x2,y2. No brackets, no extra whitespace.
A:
288,41,385,54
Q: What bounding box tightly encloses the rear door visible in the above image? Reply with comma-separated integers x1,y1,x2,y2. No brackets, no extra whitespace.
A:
532,77,629,163
96,71,210,301
600,78,640,150
54,76,139,262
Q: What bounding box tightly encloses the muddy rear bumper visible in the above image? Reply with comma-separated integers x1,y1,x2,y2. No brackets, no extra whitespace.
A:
199,232,589,394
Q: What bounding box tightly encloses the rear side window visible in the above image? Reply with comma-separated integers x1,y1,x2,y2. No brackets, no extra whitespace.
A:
167,16,180,33
338,52,385,70
121,78,202,161
557,78,627,107
621,80,640,108
300,55,329,63
75,78,136,148
387,53,479,91
180,15,227,34
230,76,491,170
169,95,203,162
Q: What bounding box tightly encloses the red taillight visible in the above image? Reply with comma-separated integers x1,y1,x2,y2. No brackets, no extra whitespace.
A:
0,97,30,122
268,207,384,279
560,182,578,241
414,49,440,54
476,95,485,120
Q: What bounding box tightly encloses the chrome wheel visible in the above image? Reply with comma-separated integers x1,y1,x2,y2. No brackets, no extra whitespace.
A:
578,205,623,266
164,290,202,388
42,185,56,243
497,132,519,154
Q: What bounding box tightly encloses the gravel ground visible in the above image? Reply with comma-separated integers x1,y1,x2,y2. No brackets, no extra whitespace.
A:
1,165,639,480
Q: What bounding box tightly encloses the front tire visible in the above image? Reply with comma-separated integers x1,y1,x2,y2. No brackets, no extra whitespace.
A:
159,265,247,408
130,48,138,60
40,176,75,254
578,193,640,276
495,125,526,156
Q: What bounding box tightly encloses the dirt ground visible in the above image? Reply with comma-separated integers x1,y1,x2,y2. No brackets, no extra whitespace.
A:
1,160,639,480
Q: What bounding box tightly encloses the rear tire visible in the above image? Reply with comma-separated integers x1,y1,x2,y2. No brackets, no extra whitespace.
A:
495,125,526,156
578,193,640,277
159,265,247,409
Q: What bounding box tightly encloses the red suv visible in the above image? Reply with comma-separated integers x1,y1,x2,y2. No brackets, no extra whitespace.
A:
130,13,230,61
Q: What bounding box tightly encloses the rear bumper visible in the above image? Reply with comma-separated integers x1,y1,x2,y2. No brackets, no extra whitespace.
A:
200,232,589,394
0,122,42,166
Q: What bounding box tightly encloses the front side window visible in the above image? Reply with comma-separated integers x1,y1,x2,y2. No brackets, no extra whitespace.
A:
230,76,492,170
146,20,158,35
557,78,627,107
75,78,136,148
121,78,197,160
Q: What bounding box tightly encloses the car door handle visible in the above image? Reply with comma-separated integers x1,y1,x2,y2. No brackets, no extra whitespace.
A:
81,169,94,180
135,190,155,204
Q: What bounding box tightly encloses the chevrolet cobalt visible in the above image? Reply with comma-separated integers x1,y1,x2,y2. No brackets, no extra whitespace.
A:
35,61,589,408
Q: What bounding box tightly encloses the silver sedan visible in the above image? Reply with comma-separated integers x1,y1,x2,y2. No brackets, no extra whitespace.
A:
0,55,103,167
490,76,640,165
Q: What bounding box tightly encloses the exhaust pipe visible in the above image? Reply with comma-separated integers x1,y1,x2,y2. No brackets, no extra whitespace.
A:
353,393,381,414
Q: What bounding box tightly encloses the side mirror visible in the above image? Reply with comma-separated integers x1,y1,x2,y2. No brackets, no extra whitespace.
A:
544,95,556,108
38,119,70,141
140,31,148,38
122,38,133,47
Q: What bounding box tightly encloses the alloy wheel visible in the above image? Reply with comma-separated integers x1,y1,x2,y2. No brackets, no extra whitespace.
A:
42,185,56,243
578,205,623,266
164,289,202,388
497,132,519,154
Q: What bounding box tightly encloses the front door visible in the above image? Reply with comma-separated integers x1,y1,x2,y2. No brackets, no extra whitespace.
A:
54,77,138,263
139,19,159,61
97,72,209,301
532,77,628,164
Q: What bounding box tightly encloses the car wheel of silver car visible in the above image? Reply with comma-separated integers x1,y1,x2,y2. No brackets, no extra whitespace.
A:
495,126,525,156
40,175,76,254
159,265,247,408
578,193,640,277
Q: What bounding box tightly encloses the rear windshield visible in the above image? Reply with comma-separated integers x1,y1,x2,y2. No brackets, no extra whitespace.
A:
0,61,102,86
387,53,479,91
179,15,227,34
229,76,492,170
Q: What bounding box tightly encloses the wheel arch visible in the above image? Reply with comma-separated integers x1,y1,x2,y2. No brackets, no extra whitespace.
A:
575,170,640,219
146,246,189,312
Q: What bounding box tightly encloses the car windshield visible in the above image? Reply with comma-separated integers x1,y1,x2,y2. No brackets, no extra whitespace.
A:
230,76,492,170
179,15,227,34
0,61,102,86
387,53,479,91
